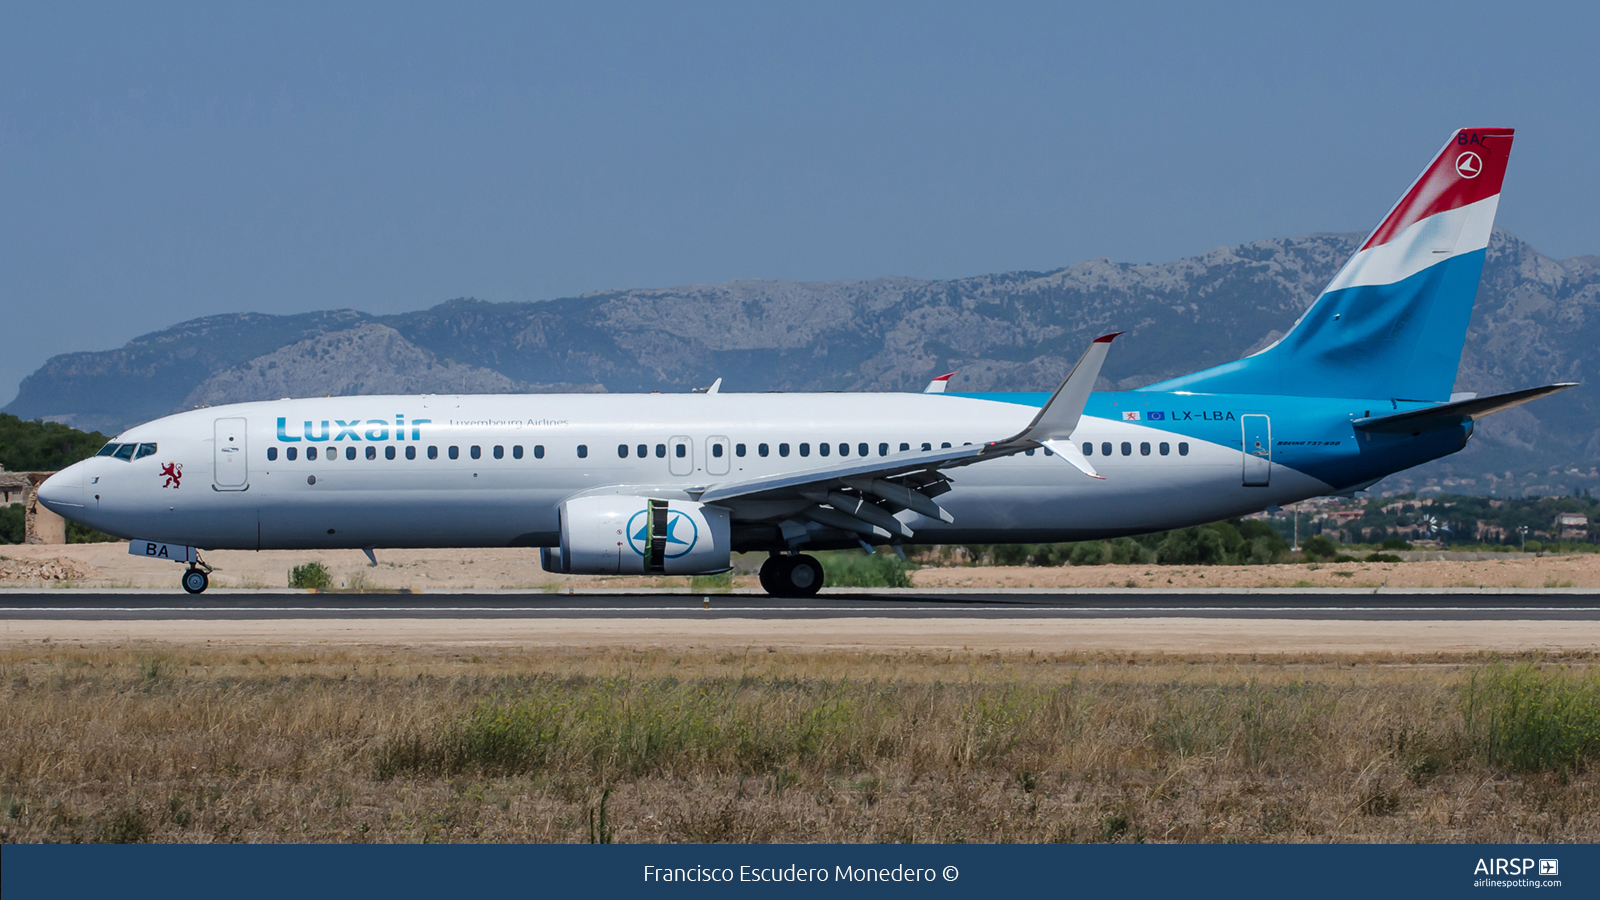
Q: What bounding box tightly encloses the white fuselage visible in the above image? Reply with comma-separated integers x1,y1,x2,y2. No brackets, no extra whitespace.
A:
41,391,1330,552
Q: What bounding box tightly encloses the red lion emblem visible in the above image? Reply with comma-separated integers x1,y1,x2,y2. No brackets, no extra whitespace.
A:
159,462,183,489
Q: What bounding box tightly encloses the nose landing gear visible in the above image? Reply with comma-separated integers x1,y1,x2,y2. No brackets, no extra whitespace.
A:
180,555,214,595
758,553,824,598
181,567,210,594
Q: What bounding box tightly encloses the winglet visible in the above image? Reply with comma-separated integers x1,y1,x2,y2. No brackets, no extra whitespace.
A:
979,332,1119,478
923,372,957,393
1008,332,1120,443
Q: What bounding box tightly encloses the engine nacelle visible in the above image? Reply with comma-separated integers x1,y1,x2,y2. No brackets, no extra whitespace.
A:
542,495,731,575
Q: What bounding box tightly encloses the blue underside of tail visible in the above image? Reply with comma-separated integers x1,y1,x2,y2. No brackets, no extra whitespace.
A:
1144,249,1487,401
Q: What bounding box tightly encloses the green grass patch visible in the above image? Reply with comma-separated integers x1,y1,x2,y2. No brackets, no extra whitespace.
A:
821,551,915,588
1463,663,1600,771
288,561,333,591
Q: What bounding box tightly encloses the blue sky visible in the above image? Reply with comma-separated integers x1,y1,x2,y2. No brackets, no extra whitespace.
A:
3,1,1596,405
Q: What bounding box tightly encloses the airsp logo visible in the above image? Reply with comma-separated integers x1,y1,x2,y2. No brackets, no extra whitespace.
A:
1455,151,1482,179
626,509,699,558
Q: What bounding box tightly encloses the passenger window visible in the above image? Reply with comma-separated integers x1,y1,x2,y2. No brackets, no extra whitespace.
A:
96,443,119,457
268,447,279,461
1140,442,1151,456
859,443,869,457
654,444,665,458
514,445,524,459
281,447,293,461
449,446,459,460
135,443,158,459
470,445,481,460
636,444,646,458
385,446,395,460
799,443,810,457
1178,442,1190,456
736,443,746,457
922,443,932,452
1159,442,1170,456
346,446,357,461
819,443,830,457
406,446,417,460
428,446,438,460
1121,442,1132,456
941,442,952,449
1101,442,1113,457
114,444,136,461
879,443,889,456
674,444,686,458
779,443,790,457
535,445,546,459
308,447,318,461
618,444,629,458
1083,442,1093,456
712,444,724,458
900,443,910,452
577,444,588,459
494,445,504,459
366,446,377,460
759,443,770,457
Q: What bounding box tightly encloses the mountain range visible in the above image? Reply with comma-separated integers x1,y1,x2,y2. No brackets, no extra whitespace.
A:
8,229,1596,497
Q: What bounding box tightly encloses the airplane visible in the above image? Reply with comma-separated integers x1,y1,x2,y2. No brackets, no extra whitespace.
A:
37,126,1576,596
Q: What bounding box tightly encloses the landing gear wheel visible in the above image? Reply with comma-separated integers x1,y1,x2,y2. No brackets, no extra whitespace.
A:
182,568,209,595
765,554,823,598
758,554,785,595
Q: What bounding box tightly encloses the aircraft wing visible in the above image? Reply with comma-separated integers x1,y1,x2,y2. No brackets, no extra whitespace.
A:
1352,383,1577,434
691,333,1120,541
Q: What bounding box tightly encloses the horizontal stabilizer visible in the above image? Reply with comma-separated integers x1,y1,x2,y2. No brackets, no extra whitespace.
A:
1353,383,1576,434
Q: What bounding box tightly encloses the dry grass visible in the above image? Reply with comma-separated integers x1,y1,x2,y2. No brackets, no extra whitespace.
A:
2,646,1599,844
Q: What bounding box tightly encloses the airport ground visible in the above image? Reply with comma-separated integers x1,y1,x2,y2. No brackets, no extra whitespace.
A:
1,542,1598,590
1,642,1597,844
4,545,1598,845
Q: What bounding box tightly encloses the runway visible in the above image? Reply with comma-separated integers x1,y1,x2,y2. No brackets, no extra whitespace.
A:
4,590,1600,621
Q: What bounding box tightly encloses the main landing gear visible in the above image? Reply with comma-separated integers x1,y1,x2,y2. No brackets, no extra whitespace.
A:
181,557,214,595
759,553,824,598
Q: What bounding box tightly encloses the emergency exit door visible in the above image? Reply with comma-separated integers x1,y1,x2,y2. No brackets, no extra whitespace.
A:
213,417,249,490
1241,414,1270,487
668,435,694,476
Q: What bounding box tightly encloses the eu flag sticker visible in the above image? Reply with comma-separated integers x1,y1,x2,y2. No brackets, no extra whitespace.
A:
1147,411,1166,421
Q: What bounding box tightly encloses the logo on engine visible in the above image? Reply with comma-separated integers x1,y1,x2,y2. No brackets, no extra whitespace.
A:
626,509,698,558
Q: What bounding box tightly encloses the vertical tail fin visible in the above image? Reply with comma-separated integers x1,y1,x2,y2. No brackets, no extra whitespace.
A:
1147,127,1515,400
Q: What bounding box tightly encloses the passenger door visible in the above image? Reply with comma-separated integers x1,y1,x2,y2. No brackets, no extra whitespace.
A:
1241,414,1271,486
668,435,694,476
213,418,249,490
705,436,731,476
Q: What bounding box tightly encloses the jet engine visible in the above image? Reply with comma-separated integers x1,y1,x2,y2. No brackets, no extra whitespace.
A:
541,495,731,575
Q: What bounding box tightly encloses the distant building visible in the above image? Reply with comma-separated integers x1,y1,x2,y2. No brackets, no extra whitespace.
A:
1555,513,1589,540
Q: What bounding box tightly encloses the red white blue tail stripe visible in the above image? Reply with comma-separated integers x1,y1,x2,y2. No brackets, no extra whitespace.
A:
1146,128,1515,401
1325,129,1513,294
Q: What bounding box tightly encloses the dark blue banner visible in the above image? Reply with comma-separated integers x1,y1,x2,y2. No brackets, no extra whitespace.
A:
2,843,1591,899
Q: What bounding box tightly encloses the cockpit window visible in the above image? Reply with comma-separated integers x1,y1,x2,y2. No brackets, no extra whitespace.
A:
113,444,137,461
134,443,158,459
96,443,119,457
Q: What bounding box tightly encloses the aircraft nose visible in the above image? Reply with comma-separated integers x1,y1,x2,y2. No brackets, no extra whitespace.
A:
36,463,85,511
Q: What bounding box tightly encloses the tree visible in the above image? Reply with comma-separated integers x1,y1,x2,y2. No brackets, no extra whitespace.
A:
0,414,109,472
